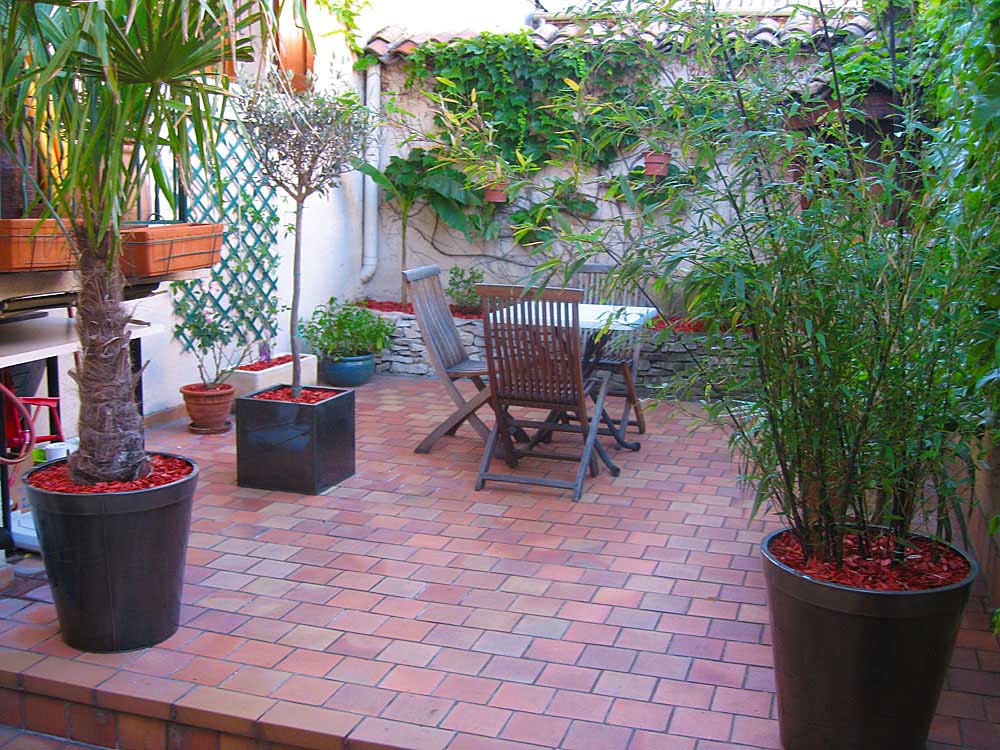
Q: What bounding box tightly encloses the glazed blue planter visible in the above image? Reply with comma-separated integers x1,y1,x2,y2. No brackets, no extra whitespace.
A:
319,353,376,387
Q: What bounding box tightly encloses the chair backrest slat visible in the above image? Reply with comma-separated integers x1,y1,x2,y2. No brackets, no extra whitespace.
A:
573,262,646,306
403,265,468,372
478,284,585,409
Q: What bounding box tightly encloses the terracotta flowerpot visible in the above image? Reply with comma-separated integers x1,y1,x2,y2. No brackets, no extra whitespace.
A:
0,218,75,272
483,181,509,203
120,222,224,277
643,151,671,177
180,383,235,434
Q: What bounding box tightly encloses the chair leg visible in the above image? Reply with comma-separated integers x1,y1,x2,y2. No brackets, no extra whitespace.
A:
475,423,501,491
620,363,646,435
415,387,491,454
571,375,618,501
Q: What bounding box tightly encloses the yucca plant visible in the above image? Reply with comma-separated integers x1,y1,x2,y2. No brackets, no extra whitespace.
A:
0,0,270,483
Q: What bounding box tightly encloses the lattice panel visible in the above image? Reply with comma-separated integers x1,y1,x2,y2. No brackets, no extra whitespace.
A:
172,120,281,352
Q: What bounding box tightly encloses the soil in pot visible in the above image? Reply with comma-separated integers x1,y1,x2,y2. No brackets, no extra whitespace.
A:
180,383,234,434
25,453,198,652
251,386,341,404
236,354,295,372
762,528,977,750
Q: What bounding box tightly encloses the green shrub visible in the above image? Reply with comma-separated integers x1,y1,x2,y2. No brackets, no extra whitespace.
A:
299,298,396,360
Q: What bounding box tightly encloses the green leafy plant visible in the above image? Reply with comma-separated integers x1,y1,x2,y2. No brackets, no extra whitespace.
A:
0,0,264,483
445,266,485,311
239,75,375,392
299,298,396,359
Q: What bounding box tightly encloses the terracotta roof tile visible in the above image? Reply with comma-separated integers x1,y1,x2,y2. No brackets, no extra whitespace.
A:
364,11,876,64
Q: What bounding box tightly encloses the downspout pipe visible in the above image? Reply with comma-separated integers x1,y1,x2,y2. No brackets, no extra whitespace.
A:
359,64,381,284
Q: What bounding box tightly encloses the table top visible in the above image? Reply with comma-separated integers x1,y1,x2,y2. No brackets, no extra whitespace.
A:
493,301,658,332
0,314,164,369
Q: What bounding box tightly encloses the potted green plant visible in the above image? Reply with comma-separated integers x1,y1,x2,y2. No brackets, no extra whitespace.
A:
542,2,988,747
235,74,375,495
445,266,485,314
300,297,396,387
0,0,264,652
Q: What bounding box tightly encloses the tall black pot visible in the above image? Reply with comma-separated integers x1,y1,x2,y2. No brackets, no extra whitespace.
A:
762,528,978,750
24,454,197,652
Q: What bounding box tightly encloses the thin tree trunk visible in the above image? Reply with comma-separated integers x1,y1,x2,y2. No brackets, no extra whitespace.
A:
290,200,304,393
67,228,148,483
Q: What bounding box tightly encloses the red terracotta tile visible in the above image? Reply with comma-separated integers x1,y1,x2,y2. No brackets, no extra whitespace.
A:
23,694,67,737
379,665,446,695
258,700,360,750
561,719,634,750
347,716,453,750
325,683,396,716
382,692,453,725
166,724,217,750
173,686,275,736
669,707,733,741
67,704,116,747
117,713,167,749
500,711,570,746
441,702,511,736
489,683,554,712
271,675,341,706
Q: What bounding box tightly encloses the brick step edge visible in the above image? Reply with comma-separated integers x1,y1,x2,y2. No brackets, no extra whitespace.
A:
0,647,452,750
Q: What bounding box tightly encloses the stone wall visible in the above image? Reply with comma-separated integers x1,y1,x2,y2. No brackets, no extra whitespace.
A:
374,310,736,393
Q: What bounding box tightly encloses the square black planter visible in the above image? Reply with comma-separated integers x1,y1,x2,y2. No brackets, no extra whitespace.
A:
236,385,355,494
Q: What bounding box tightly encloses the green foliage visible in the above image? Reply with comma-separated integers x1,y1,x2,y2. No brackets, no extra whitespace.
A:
299,298,396,359
445,266,485,310
534,0,991,565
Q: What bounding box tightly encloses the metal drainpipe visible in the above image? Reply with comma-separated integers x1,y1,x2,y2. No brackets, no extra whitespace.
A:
359,64,381,285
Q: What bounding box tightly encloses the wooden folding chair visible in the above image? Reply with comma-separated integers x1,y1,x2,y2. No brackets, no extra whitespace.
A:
570,263,648,434
403,265,491,454
475,284,620,502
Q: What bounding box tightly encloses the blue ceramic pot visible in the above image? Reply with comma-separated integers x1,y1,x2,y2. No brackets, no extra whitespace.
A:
319,353,375,387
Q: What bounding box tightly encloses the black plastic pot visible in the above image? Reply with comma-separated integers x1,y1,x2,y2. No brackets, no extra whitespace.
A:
236,385,355,494
24,453,198,652
762,528,978,750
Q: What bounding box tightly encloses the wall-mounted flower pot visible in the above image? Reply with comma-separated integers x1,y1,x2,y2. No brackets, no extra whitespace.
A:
0,218,74,272
483,181,509,203
762,527,977,750
319,353,376,387
180,382,235,434
24,453,198,652
643,151,671,177
236,385,355,495
228,353,319,399
120,222,224,277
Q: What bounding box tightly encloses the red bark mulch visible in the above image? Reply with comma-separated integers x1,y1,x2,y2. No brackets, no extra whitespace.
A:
29,454,193,494
770,529,970,591
251,387,342,404
363,299,482,320
236,354,296,372
650,316,706,333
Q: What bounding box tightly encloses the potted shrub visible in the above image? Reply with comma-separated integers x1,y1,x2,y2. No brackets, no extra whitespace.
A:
445,266,485,315
300,297,396,387
171,274,275,434
547,1,989,746
235,75,374,495
0,0,264,651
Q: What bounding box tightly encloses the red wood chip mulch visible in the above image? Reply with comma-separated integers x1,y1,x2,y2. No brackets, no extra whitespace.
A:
236,354,295,372
29,454,193,493
251,387,342,404
363,299,481,320
770,529,970,591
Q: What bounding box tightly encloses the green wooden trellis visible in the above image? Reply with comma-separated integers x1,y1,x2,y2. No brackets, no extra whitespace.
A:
172,120,281,352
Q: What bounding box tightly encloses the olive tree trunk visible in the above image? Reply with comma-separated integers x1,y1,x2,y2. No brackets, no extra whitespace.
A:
66,229,148,484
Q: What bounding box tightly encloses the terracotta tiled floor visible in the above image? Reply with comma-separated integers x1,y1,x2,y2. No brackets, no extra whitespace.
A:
1,375,998,749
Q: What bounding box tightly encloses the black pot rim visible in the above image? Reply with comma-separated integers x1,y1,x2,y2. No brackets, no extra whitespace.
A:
761,526,979,598
236,383,354,402
23,451,199,499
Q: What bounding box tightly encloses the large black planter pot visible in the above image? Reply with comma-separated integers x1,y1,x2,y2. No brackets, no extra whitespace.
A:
236,384,355,495
24,453,197,653
762,528,978,750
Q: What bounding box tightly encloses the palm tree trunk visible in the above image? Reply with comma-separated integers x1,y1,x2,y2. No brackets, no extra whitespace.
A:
66,229,148,483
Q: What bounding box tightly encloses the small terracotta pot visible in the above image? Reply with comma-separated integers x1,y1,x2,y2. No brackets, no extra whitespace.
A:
483,181,509,203
643,151,671,177
180,383,235,434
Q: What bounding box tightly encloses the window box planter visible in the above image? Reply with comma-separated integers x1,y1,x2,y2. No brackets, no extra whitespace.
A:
228,353,319,399
0,218,74,272
236,385,355,495
120,222,224,276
